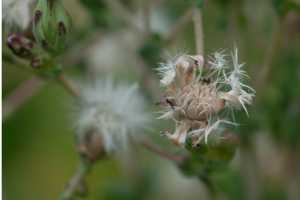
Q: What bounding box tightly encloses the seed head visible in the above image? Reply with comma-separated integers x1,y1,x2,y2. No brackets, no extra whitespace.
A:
157,49,255,147
74,79,149,154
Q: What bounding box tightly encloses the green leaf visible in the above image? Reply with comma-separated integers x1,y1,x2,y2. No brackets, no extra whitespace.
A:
272,0,300,17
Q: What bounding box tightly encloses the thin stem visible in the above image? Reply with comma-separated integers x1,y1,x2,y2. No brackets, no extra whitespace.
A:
56,74,80,97
142,1,151,36
163,8,194,44
199,175,218,200
193,7,204,55
3,76,44,121
61,159,91,200
141,139,185,163
255,18,284,93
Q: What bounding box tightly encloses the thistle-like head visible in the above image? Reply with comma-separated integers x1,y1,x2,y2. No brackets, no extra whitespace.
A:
156,48,255,147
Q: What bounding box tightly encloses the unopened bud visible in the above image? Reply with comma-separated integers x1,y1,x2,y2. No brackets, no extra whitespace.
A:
33,0,72,55
7,33,34,59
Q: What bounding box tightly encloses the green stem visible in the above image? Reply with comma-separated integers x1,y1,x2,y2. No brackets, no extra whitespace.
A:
56,73,80,97
193,7,204,55
255,18,285,95
60,159,91,200
199,175,218,200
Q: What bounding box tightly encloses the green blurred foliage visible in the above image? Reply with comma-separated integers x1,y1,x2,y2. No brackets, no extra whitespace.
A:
79,0,121,29
272,0,300,17
3,0,300,200
138,33,163,66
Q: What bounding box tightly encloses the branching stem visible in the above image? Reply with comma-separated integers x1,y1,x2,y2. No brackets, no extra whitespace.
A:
61,159,91,200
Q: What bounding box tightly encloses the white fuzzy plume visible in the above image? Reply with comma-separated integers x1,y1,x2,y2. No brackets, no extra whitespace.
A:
74,79,149,152
3,0,33,31
157,61,176,86
223,48,256,115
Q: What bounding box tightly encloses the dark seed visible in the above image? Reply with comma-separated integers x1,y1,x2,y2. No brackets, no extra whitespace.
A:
166,98,176,109
58,21,67,36
34,10,42,25
47,0,55,10
42,40,48,48
201,78,211,84
194,59,199,65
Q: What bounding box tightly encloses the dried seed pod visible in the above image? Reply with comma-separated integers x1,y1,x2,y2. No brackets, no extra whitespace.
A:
157,49,254,147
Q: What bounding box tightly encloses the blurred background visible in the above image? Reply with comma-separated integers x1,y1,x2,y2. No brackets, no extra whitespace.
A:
2,0,300,200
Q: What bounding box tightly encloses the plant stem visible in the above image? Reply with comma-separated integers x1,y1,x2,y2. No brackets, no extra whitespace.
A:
61,159,91,200
3,76,44,121
141,139,185,163
56,74,80,97
193,7,204,55
199,175,217,200
255,18,284,93
142,0,151,36
163,8,194,44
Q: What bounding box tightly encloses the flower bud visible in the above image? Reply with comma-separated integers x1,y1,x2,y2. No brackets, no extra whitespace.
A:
33,0,72,55
7,33,34,59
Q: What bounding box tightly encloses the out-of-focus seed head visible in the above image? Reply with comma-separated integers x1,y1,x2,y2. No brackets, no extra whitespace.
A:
33,0,72,55
74,79,150,154
77,129,106,162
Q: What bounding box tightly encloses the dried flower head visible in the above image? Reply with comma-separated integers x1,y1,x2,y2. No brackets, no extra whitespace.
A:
157,48,255,147
3,0,33,31
74,79,149,158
